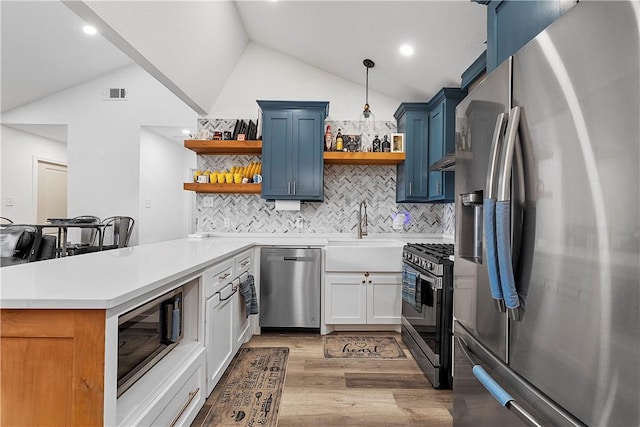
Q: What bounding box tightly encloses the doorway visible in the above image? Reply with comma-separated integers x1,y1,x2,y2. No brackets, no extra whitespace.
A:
37,160,67,225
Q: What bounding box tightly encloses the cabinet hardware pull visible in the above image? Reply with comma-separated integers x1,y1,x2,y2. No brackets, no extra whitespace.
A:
218,272,231,280
368,280,372,284
240,260,250,266
288,182,291,195
362,280,365,284
293,181,296,195
409,182,412,195
169,387,200,427
364,272,370,277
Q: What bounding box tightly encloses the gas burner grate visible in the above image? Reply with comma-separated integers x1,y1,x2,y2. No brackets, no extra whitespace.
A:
405,243,454,260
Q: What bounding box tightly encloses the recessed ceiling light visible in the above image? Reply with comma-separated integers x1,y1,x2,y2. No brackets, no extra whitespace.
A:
83,25,97,35
399,44,414,57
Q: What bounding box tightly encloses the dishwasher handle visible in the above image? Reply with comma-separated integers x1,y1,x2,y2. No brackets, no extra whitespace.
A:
281,256,317,262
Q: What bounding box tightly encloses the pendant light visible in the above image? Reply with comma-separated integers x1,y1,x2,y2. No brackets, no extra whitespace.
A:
359,59,376,143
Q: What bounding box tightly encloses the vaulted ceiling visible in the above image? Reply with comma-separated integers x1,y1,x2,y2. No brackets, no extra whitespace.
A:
1,1,486,115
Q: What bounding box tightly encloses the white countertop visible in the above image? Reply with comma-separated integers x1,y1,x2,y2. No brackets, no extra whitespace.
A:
0,234,449,310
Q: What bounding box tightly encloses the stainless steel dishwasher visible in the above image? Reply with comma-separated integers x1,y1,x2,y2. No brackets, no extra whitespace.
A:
260,247,321,328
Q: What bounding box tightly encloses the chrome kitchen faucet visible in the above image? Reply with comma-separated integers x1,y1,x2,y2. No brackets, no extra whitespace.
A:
358,200,368,239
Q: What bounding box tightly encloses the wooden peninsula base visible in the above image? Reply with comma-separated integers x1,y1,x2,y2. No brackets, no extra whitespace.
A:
0,309,105,426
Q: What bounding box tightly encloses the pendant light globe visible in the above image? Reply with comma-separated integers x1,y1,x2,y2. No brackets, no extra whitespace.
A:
359,59,376,147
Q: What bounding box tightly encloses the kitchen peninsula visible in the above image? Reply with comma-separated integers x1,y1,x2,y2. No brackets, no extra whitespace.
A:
0,234,447,426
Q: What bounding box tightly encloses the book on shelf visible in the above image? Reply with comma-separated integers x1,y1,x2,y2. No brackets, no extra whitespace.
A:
232,119,240,140
247,120,257,140
240,120,249,139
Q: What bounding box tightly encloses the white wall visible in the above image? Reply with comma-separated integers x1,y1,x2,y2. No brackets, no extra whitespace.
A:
209,42,402,121
0,125,67,223
139,128,195,244
1,64,197,244
83,0,248,114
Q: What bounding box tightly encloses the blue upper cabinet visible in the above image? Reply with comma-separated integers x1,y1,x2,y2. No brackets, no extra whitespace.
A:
258,101,328,201
395,103,430,203
427,88,466,203
486,0,577,73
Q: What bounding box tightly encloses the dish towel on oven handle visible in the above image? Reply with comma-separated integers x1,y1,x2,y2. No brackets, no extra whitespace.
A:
402,267,422,313
239,274,259,318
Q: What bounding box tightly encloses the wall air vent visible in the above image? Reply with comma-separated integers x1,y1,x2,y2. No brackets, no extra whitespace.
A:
104,88,127,101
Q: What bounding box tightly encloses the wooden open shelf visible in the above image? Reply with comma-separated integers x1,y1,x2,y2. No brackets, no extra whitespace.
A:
184,140,262,155
323,152,405,165
183,182,262,194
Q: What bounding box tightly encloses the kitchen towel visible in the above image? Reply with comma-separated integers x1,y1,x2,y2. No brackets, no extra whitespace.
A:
401,267,422,313
239,274,259,318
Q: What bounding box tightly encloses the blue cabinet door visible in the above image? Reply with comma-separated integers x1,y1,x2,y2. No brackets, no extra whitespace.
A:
487,0,577,73
428,104,444,199
258,101,328,201
395,103,430,203
426,88,466,203
261,110,293,199
291,110,324,200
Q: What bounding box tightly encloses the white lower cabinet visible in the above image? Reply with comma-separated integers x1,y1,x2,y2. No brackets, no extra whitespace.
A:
233,290,251,351
233,249,254,351
325,272,402,324
150,352,205,427
204,249,255,396
123,345,206,427
205,283,234,395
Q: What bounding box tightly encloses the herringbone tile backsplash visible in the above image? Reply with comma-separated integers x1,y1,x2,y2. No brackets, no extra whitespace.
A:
195,118,455,235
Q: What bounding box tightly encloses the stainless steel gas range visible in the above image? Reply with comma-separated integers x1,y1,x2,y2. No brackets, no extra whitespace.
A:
401,243,454,389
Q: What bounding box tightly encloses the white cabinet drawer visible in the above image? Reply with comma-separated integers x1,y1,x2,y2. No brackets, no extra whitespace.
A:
204,258,234,298
234,250,254,275
151,359,204,427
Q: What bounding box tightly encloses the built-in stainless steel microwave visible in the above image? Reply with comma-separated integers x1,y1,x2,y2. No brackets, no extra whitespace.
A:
117,287,183,397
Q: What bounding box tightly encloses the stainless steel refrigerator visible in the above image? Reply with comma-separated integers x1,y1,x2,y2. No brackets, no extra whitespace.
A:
453,2,640,426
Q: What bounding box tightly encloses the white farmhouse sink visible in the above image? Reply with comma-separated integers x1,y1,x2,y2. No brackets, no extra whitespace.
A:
327,239,402,246
325,239,404,272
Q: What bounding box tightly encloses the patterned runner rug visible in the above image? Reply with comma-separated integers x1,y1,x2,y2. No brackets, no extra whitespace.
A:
323,336,407,359
203,347,289,427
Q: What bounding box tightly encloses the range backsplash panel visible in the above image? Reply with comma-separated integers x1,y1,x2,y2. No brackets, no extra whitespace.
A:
195,118,454,234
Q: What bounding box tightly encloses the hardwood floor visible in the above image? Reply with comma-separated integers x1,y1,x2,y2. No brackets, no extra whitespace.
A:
192,332,452,427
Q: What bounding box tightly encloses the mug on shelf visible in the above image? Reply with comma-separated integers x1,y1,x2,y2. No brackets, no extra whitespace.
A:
253,174,263,184
225,173,233,184
196,174,209,184
217,173,225,184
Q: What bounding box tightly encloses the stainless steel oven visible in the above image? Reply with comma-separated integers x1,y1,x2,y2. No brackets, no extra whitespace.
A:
117,287,183,397
401,243,453,389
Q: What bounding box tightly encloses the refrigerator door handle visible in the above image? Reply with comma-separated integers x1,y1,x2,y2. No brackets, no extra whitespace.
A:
484,112,507,312
486,112,506,200
496,106,522,317
456,337,543,427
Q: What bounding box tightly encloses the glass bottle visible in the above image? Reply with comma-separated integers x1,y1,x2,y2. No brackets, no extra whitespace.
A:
335,128,344,151
382,135,391,152
324,125,333,151
372,135,381,152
